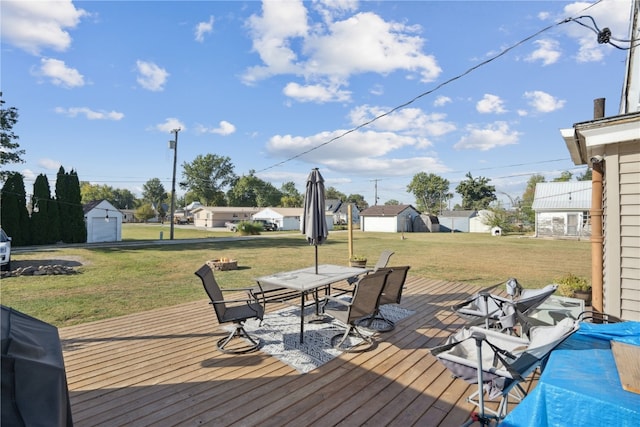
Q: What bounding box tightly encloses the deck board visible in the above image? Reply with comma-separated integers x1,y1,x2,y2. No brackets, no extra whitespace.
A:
58,276,537,426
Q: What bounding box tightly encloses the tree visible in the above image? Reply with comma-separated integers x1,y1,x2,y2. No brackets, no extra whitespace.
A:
346,194,369,210
455,172,496,210
227,172,282,207
81,182,115,204
521,174,545,226
407,172,451,213
142,178,167,206
112,188,137,210
0,172,30,245
56,167,86,243
553,171,573,182
385,199,400,205
0,93,25,181
577,167,592,181
280,181,303,207
325,186,346,201
31,174,60,244
180,154,236,205
135,203,156,222
482,204,511,232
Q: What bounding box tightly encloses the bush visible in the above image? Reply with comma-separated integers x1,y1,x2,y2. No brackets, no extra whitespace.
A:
556,272,591,296
237,221,262,235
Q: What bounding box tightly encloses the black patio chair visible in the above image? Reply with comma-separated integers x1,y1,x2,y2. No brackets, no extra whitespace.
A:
322,269,391,352
195,264,264,354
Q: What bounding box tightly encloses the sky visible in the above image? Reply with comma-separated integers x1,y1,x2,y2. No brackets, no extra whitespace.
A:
1,0,635,208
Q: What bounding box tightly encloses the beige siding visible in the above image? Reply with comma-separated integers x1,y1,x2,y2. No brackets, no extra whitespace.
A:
619,143,640,321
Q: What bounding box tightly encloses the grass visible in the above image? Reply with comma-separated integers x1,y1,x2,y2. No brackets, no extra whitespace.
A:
1,225,591,328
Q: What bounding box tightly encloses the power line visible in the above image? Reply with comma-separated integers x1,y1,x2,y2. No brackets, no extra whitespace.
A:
254,3,623,174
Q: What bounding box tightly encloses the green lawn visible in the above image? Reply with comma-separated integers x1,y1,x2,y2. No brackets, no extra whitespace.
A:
1,225,590,328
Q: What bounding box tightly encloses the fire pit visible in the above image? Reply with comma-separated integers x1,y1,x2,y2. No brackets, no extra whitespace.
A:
207,258,238,271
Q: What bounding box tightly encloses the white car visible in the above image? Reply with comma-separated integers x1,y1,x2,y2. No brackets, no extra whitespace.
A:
0,228,11,271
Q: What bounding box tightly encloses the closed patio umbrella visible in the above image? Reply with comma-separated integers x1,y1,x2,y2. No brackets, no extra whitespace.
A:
302,168,328,274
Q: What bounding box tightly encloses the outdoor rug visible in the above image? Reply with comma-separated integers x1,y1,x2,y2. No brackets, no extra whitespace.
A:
237,301,415,374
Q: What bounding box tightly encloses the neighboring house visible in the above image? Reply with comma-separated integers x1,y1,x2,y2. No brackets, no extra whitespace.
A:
120,209,136,223
252,207,334,231
359,204,421,232
531,181,592,238
192,206,258,227
438,210,477,233
83,200,122,243
469,210,493,233
559,8,639,321
326,199,361,224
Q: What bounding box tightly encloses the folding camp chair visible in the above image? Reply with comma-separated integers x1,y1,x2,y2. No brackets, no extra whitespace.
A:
452,280,558,334
431,317,578,425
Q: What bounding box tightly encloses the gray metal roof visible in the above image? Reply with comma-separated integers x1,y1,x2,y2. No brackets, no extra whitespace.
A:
531,181,592,211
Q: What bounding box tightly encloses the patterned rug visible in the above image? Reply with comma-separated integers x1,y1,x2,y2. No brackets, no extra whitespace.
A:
238,301,415,373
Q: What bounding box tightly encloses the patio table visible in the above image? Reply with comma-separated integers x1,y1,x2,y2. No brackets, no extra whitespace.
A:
255,264,370,343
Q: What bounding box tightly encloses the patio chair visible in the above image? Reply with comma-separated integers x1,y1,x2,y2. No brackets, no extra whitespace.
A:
195,264,264,354
322,269,391,352
431,317,578,425
357,266,411,332
338,249,395,292
452,281,558,334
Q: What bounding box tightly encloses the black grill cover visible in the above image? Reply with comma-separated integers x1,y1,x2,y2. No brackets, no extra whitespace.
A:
1,305,73,426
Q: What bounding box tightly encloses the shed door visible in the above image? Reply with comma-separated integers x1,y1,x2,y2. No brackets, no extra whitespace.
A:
92,219,117,242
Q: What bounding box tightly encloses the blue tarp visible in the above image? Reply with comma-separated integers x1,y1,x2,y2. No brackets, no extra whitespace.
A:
500,321,640,427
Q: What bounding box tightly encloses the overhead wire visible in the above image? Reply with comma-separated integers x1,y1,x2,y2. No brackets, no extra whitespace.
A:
255,1,633,174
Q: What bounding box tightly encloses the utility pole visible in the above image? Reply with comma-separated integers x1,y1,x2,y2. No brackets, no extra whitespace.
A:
169,128,181,240
372,179,380,205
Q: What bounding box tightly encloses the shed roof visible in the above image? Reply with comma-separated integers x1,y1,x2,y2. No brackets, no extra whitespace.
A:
360,204,419,216
531,181,592,211
439,210,476,218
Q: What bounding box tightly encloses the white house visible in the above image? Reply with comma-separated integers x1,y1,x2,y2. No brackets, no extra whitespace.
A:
359,204,421,232
252,207,334,231
531,181,592,238
83,200,122,243
191,206,258,227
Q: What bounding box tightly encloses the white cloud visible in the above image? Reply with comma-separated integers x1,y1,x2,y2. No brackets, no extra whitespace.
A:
454,121,521,151
348,105,455,138
194,121,237,135
34,58,84,88
243,1,442,102
37,158,62,170
152,118,185,133
54,107,124,120
433,96,452,107
0,0,87,55
525,39,561,66
283,82,351,103
476,94,507,114
212,121,236,135
195,15,214,42
136,60,169,91
523,90,565,113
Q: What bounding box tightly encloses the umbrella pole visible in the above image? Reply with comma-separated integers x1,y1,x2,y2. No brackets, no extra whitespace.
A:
315,245,318,274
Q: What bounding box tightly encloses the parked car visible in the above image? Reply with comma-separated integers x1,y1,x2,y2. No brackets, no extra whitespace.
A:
253,219,278,231
1,228,11,271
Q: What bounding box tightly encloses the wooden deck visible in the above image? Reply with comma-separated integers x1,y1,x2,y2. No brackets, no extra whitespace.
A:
60,276,538,426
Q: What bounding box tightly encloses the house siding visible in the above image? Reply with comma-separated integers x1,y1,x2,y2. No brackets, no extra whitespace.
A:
618,143,640,321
